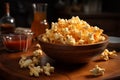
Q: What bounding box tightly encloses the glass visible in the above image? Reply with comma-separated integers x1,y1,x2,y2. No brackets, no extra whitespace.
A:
2,32,33,52
31,3,49,39
2,27,33,52
0,3,15,34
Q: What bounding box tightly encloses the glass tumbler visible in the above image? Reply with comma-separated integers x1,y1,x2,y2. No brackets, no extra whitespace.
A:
2,32,33,52
31,3,49,39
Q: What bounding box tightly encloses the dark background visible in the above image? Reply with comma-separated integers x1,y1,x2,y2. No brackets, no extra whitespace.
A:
0,0,120,36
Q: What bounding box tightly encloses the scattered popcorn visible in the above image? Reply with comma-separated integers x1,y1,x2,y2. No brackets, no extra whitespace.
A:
108,50,117,58
101,49,117,61
33,49,43,56
90,65,105,76
41,16,105,45
35,43,41,48
29,64,43,77
19,56,32,68
43,63,55,76
19,44,55,77
32,57,40,65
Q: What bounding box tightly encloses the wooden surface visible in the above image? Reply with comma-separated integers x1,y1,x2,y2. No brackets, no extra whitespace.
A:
0,43,120,80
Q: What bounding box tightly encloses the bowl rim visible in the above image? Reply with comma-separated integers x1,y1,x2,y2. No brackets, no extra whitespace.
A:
38,34,109,47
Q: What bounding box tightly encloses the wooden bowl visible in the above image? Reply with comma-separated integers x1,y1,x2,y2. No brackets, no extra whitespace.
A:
38,34,109,64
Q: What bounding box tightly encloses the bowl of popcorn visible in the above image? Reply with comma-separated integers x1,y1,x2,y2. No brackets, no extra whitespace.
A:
38,16,109,64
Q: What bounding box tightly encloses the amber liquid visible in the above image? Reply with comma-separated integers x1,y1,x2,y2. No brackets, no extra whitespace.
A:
31,12,48,39
0,23,15,34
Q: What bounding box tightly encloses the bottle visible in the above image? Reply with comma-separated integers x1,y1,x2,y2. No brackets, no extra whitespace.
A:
0,3,15,34
31,3,49,39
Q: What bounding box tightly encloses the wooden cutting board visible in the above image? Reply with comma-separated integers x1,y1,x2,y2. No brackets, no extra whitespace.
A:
0,46,120,80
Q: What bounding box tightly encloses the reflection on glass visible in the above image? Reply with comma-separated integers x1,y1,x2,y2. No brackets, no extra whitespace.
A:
31,3,49,39
0,3,15,34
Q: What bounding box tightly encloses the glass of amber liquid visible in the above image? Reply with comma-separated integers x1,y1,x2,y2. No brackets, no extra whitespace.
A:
31,3,48,40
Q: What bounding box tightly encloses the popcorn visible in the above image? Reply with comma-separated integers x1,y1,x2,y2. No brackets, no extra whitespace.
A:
54,32,63,40
88,33,95,43
42,34,49,42
19,45,55,77
41,16,105,45
90,65,105,76
94,26,99,31
100,49,117,61
29,64,43,77
19,48,43,68
51,22,58,31
33,49,43,57
35,43,41,48
43,63,55,76
19,56,32,68
78,39,85,44
66,35,76,45
99,36,106,41
62,27,70,34
32,57,40,65
109,50,117,57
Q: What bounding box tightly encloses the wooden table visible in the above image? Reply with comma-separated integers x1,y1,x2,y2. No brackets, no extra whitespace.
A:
0,42,120,80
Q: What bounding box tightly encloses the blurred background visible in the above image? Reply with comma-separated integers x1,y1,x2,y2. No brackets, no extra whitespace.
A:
0,0,120,36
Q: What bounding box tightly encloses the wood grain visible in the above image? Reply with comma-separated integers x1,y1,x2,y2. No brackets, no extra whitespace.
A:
0,44,120,80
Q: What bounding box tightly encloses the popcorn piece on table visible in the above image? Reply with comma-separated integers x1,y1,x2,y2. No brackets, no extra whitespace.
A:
108,50,117,58
19,56,33,68
101,49,117,61
100,49,109,61
18,44,55,77
28,64,43,77
43,63,55,76
33,49,43,57
32,56,40,65
35,43,41,48
90,65,105,76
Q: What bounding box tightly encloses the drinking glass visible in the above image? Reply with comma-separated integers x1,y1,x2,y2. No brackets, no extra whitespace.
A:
31,3,49,39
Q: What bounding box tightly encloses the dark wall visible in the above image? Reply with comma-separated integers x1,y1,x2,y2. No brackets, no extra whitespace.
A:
0,0,120,28
102,0,120,13
0,0,48,27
